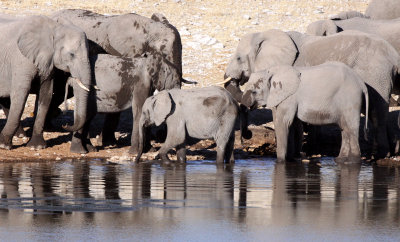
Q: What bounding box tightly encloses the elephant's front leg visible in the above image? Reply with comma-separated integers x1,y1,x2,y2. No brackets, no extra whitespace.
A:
158,120,185,164
370,100,390,159
273,106,295,162
0,75,34,149
101,113,120,147
129,88,150,155
0,99,26,138
27,79,54,149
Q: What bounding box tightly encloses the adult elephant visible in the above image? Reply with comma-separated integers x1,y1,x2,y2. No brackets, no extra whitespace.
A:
224,29,400,159
306,17,400,53
330,0,400,21
366,0,400,20
0,15,92,150
51,9,185,146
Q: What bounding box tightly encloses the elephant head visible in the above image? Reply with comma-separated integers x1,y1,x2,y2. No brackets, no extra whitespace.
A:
330,11,368,20
306,20,342,36
224,30,299,103
242,65,301,109
17,16,92,132
135,91,173,162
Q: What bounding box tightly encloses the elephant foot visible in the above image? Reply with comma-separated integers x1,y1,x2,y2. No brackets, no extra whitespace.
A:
276,157,286,163
100,133,117,148
86,143,98,153
15,126,26,138
70,142,88,154
335,155,361,164
27,135,46,150
128,145,139,155
0,134,12,150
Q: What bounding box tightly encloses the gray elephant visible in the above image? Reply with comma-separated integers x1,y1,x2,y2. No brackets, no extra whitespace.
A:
0,15,92,150
330,0,400,21
224,29,400,158
50,9,187,147
366,0,400,20
306,17,400,54
67,52,182,154
135,87,241,164
242,62,369,163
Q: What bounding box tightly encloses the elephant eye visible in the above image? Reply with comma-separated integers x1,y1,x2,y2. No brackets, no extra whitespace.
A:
69,52,75,58
237,56,241,61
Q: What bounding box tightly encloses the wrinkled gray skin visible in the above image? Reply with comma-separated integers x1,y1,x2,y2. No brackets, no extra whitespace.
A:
366,0,400,20
330,0,400,21
51,9,183,146
224,29,400,158
242,62,369,163
69,53,181,154
307,17,400,54
330,10,368,20
0,15,92,150
135,87,239,164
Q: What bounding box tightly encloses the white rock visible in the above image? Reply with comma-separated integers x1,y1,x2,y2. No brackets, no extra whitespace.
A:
56,157,61,161
251,21,259,25
186,41,201,50
180,27,191,36
212,42,224,49
243,15,251,20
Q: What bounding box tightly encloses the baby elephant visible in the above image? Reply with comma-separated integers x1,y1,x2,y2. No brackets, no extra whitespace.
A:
242,62,369,163
69,53,182,154
135,86,240,164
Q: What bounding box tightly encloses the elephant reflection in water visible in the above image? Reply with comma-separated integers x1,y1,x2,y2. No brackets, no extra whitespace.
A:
271,162,322,225
0,164,22,211
335,163,362,225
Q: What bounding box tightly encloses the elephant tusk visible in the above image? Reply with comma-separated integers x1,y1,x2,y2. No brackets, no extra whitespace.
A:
214,77,231,86
73,77,90,92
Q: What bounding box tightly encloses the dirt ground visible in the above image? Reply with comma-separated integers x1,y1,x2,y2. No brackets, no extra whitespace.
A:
1,0,398,165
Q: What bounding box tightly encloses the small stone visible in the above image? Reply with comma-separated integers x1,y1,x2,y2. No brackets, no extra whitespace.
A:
212,42,224,49
55,157,61,161
243,15,251,20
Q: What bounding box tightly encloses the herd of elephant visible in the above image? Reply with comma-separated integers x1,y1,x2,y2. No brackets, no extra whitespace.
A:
0,0,400,164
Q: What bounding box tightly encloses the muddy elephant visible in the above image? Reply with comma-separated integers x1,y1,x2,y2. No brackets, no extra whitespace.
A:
68,52,182,154
0,15,92,150
306,17,400,54
51,9,187,146
224,29,400,158
135,87,242,164
242,62,369,163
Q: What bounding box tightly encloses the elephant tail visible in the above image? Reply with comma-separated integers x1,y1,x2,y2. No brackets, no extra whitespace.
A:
362,83,369,141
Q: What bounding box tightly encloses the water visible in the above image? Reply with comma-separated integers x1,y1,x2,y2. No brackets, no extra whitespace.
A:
0,158,398,241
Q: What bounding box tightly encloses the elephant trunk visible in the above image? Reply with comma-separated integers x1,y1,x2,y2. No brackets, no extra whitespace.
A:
63,60,91,132
135,118,146,163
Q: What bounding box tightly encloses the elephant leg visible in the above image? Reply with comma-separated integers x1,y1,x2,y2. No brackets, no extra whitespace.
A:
224,134,235,164
129,90,149,154
273,104,296,162
70,130,87,154
71,117,96,154
158,122,185,164
27,79,54,149
176,143,187,163
0,76,33,149
337,128,350,159
0,99,26,138
292,118,303,158
370,101,390,159
101,113,119,147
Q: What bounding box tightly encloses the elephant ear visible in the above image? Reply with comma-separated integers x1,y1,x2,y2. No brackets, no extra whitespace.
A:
266,66,301,108
251,29,299,72
306,20,339,36
17,15,55,79
151,13,170,24
153,90,173,126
